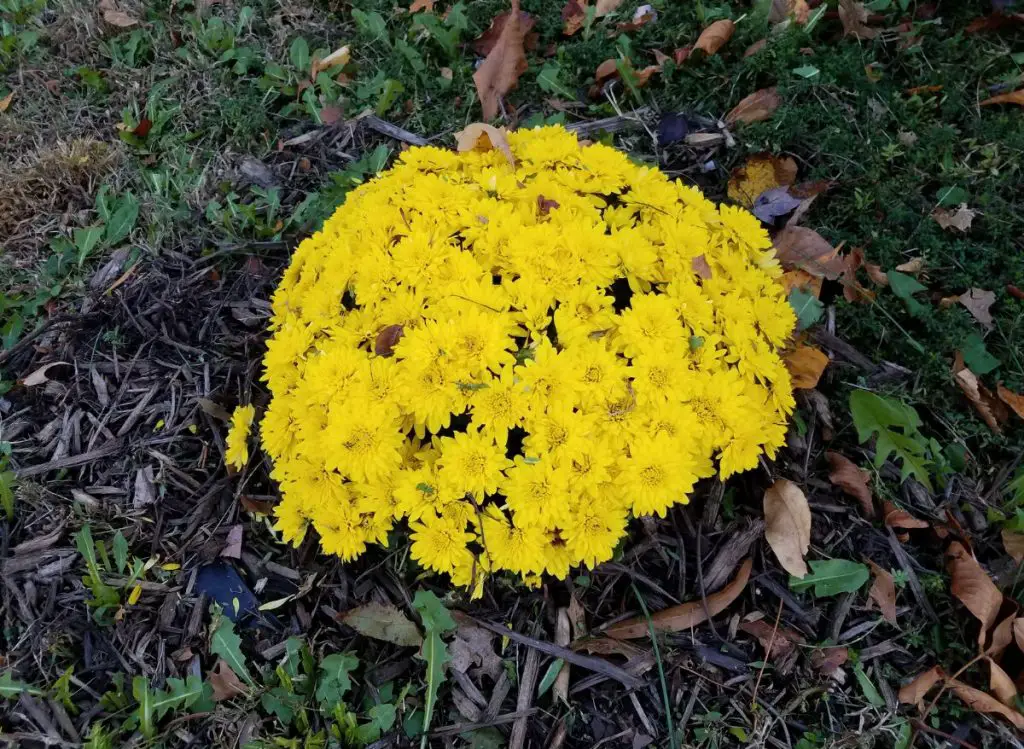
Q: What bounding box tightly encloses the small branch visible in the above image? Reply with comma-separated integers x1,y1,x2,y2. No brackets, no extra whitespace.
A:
353,110,428,146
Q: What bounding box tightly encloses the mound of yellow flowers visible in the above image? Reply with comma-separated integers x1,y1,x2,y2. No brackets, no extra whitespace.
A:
228,125,795,592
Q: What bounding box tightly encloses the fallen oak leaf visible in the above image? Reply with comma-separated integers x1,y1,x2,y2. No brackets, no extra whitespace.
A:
883,501,929,530
866,559,897,624
694,19,734,56
455,123,515,166
604,558,751,639
988,658,1016,707
948,679,1024,730
946,540,1002,646
772,226,846,280
997,384,1024,421
826,452,874,518
932,203,977,233
724,87,781,125
953,356,1007,433
784,344,829,389
764,479,811,578
898,665,944,710
980,88,1024,107
209,659,247,701
838,0,877,39
473,0,531,120
450,611,503,679
341,602,423,647
739,618,806,661
959,288,995,329
1001,529,1024,563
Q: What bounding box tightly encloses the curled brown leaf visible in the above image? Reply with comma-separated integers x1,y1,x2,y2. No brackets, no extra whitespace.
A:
826,452,874,517
764,479,811,578
946,540,1002,645
694,19,734,56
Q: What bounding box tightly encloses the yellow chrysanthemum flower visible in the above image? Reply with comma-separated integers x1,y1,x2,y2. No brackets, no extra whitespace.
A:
244,125,795,592
225,404,255,470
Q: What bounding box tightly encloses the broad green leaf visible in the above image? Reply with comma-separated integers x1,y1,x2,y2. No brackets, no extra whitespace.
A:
0,468,14,520
537,64,575,100
961,333,1000,375
210,614,252,684
887,270,927,317
289,38,310,73
316,652,359,707
103,193,139,246
357,703,398,742
849,390,932,490
853,664,885,707
536,658,564,699
788,287,823,330
937,186,968,207
412,590,455,634
74,225,104,265
792,65,819,79
459,726,505,749
132,676,156,737
789,559,870,596
0,670,43,699
112,531,129,575
894,719,912,749
74,525,104,585
262,686,299,725
153,676,203,718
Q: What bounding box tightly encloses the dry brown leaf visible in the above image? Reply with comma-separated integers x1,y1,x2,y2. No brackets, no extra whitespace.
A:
998,385,1024,422
953,360,1007,434
948,679,1024,730
724,87,781,125
409,0,434,12
553,608,571,704
312,45,350,78
562,0,587,35
691,254,713,280
784,345,829,389
594,58,618,82
988,658,1017,706
959,288,995,329
882,501,929,530
341,602,424,647
209,659,247,701
568,594,586,640
727,154,798,207
866,560,897,624
739,618,806,660
449,617,503,679
98,0,139,27
571,636,647,658
605,558,751,639
1001,529,1024,563
863,261,888,286
219,524,243,559
773,226,845,280
744,39,767,57
980,88,1024,107
898,665,944,710
894,256,925,274
838,0,877,39
780,269,823,299
473,0,530,121
594,0,623,17
1014,618,1024,653
932,203,977,233
19,361,69,387
769,0,810,24
694,19,734,56
0,92,12,113
455,123,515,166
810,646,848,677
826,452,874,518
947,540,1003,645
764,479,811,578
988,615,1015,659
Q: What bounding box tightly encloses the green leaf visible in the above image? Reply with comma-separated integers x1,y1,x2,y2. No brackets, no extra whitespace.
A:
886,270,927,317
74,225,105,265
316,652,359,708
112,531,129,575
210,613,253,685
417,630,449,745
0,468,14,521
788,287,823,330
132,676,156,737
262,686,299,725
789,559,870,596
937,186,968,207
792,65,820,79
74,525,104,585
289,38,310,73
894,718,912,749
412,590,455,634
357,703,398,742
849,390,932,490
537,63,575,100
853,664,885,707
0,670,43,699
152,676,203,719
961,333,1000,375
103,193,139,246
536,658,564,699
459,726,506,749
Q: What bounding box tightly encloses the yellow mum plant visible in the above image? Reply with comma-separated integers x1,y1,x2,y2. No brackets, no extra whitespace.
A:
228,125,796,593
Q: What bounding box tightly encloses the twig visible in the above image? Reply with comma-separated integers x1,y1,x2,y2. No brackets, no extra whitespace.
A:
429,709,536,738
353,110,428,146
631,583,677,749
884,529,938,622
752,601,784,711
565,107,653,137
0,316,83,366
509,646,541,749
911,719,979,749
473,619,642,689
13,440,125,478
810,328,875,371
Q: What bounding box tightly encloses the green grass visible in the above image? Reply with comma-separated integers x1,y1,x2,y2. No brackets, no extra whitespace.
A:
3,0,1024,744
